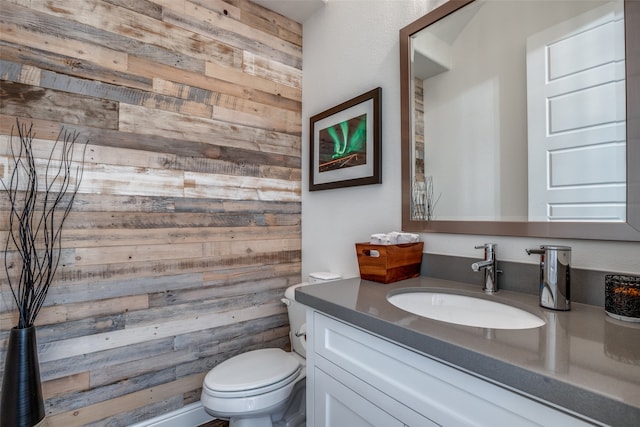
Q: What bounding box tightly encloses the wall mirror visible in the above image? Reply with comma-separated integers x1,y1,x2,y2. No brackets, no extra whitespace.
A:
400,0,640,240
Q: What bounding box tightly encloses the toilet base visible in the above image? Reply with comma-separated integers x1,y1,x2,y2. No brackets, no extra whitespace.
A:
273,379,305,427
211,378,305,427
229,416,272,427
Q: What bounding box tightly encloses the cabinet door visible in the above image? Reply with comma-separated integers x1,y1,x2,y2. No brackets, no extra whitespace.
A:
314,367,405,427
311,311,595,427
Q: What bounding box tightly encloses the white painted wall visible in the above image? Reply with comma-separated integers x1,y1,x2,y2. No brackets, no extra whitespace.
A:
301,0,640,281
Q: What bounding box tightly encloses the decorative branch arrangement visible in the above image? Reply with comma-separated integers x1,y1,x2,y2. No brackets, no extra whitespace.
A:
411,178,426,220
425,175,440,221
412,176,440,221
1,120,87,328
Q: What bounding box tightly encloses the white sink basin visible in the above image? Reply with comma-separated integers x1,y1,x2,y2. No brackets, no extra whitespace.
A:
387,291,545,329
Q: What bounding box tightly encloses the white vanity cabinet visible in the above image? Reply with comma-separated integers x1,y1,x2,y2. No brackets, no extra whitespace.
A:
306,310,597,427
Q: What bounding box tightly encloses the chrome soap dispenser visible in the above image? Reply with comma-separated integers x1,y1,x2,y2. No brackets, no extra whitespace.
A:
526,246,571,311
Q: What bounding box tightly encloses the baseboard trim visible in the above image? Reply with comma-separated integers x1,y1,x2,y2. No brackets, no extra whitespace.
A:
129,401,214,427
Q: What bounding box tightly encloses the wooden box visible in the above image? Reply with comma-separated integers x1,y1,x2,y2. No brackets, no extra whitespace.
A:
355,242,424,284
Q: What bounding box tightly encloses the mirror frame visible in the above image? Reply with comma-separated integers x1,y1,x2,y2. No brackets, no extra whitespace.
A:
400,0,640,241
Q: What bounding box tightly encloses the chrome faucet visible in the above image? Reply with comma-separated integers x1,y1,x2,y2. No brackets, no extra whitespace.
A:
471,243,499,294
526,245,571,311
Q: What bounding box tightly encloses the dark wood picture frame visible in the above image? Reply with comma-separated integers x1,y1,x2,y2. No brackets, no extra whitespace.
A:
309,87,381,191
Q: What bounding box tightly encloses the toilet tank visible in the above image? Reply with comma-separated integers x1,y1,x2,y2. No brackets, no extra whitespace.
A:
283,273,341,358
308,271,342,284
283,283,310,358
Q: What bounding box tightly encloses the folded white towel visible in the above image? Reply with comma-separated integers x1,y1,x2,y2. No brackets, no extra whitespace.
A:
370,233,392,245
393,232,419,243
370,232,419,245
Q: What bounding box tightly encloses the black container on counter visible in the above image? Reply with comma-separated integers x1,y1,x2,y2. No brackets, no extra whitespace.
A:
605,274,640,323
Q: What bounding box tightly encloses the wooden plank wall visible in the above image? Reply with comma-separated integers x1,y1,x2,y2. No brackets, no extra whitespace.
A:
0,0,302,425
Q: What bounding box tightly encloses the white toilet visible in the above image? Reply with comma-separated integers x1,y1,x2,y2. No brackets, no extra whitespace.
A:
201,272,341,427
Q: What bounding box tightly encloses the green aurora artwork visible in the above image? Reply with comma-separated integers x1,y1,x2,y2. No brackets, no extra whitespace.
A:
318,113,367,173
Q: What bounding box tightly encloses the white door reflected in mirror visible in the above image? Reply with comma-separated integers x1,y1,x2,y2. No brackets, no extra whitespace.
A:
411,0,626,222
526,1,626,221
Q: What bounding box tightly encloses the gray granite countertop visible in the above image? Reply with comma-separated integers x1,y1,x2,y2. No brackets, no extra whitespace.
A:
296,276,640,427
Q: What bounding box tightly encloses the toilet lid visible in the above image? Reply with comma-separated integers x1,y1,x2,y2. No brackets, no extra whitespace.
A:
204,348,301,393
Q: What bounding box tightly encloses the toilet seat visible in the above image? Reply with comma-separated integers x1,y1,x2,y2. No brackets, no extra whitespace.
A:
204,348,301,398
201,349,306,417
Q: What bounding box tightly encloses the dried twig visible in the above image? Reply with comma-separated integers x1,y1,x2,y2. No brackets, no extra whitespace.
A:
1,119,87,328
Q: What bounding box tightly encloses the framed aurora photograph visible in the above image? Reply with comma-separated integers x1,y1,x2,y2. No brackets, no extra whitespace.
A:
309,87,381,191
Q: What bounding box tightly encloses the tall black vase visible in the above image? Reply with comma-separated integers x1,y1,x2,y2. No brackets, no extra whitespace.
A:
1,325,45,427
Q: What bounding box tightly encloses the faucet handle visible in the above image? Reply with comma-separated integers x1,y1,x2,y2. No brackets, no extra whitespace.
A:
526,245,572,258
475,243,496,250
472,243,499,294
526,247,545,256
475,243,497,256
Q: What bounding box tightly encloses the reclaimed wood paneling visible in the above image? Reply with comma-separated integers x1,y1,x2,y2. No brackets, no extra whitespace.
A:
0,0,302,424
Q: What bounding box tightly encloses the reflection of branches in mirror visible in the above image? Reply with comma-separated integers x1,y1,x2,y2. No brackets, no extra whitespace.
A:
412,176,441,221
425,176,441,221
411,179,425,220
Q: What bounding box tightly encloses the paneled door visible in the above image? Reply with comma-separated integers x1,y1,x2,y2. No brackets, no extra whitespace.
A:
526,1,626,221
